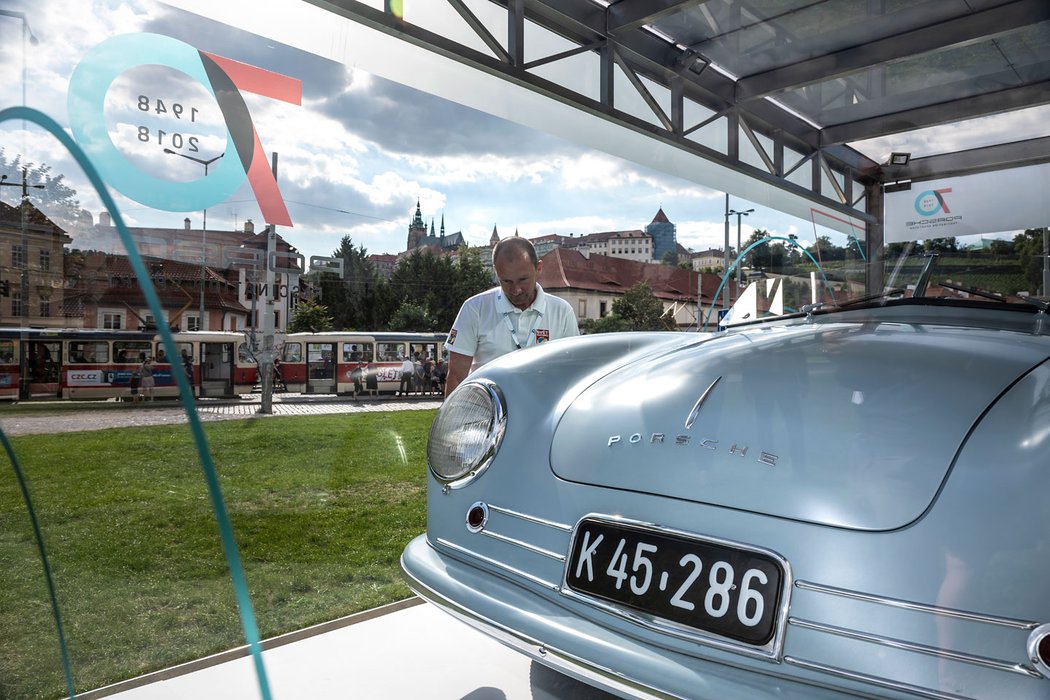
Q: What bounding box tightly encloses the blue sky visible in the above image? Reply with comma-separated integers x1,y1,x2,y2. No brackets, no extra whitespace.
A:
2,0,1042,265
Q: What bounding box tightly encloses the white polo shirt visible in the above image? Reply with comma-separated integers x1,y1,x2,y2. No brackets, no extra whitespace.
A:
446,284,579,371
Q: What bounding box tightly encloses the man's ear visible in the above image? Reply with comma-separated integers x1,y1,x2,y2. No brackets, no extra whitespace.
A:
536,259,544,274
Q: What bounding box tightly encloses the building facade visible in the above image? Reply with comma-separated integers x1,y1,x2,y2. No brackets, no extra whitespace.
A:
538,247,722,330
76,216,298,333
569,229,653,262
0,201,72,328
691,248,726,271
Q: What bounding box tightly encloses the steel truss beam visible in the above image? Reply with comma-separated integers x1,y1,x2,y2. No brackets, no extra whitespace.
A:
307,0,876,225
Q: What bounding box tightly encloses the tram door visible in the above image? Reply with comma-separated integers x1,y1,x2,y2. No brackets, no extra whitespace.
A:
306,342,336,393
22,341,62,399
200,342,233,397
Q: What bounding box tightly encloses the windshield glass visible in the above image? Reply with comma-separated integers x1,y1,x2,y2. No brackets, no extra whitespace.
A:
710,231,1048,330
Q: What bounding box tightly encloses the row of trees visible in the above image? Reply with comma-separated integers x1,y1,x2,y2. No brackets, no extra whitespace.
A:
289,235,494,332
291,235,680,334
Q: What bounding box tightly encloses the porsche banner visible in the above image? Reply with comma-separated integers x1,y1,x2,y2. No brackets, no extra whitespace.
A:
884,162,1050,243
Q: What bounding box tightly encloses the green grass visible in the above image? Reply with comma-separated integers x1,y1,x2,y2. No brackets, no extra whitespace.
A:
0,411,435,699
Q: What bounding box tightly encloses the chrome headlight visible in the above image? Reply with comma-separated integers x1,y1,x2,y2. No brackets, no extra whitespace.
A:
428,379,506,488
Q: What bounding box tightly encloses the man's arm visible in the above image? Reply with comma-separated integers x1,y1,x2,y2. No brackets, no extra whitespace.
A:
444,351,474,396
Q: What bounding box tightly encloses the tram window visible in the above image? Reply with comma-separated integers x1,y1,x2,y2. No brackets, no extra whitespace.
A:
306,343,331,363
282,343,302,362
410,343,438,361
342,342,374,362
114,341,151,363
377,342,403,361
69,341,110,363
0,341,14,364
238,343,257,364
175,342,193,363
152,343,169,364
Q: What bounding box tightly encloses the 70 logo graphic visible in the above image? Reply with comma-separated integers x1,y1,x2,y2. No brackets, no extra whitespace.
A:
68,33,301,226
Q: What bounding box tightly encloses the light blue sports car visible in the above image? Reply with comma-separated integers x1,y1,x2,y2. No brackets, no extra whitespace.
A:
402,260,1050,699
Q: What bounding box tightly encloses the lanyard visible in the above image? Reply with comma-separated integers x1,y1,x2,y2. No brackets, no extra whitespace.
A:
503,310,539,349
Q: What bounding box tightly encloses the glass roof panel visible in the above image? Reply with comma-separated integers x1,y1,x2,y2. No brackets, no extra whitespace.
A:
776,21,1050,127
650,0,982,76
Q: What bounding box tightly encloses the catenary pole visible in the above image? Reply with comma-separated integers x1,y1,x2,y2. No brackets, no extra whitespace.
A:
259,153,279,414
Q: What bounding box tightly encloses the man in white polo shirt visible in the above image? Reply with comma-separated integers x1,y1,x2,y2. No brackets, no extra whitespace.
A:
444,237,578,395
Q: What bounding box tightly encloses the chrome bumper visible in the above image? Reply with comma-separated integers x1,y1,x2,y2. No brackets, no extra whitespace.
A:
400,534,847,700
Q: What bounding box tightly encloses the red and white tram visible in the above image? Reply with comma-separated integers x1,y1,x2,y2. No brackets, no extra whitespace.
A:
279,332,446,395
0,328,258,400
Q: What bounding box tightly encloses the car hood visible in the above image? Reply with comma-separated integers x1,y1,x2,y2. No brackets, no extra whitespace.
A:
550,321,1050,530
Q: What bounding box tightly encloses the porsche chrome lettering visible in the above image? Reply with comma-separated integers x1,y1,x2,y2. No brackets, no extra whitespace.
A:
606,433,778,467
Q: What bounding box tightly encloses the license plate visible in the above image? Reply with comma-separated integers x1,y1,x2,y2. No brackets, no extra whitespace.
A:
565,519,785,646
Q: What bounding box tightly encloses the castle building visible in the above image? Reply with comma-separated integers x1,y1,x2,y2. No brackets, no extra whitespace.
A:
405,201,465,254
646,207,677,262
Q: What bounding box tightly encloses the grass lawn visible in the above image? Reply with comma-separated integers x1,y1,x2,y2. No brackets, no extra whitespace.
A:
0,410,435,699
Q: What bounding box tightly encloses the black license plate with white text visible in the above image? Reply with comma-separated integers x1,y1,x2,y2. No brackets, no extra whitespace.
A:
565,519,784,646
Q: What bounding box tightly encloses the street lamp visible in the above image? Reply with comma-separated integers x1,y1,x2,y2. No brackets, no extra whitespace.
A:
163,149,224,329
728,208,754,287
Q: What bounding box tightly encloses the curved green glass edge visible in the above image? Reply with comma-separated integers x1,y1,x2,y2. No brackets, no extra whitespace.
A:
0,106,273,700
701,236,837,331
0,427,76,697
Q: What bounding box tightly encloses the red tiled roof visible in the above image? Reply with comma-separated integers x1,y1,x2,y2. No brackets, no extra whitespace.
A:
75,251,234,285
539,248,719,302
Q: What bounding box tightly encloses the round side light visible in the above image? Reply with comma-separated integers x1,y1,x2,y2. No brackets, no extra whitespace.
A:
1027,623,1050,677
466,502,488,532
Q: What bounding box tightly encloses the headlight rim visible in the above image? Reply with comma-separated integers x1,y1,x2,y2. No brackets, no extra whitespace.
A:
427,378,507,489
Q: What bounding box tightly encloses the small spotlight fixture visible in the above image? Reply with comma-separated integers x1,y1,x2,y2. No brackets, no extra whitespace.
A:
677,49,710,77
889,152,910,166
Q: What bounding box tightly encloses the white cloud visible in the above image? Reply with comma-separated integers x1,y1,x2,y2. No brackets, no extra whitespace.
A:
395,151,558,186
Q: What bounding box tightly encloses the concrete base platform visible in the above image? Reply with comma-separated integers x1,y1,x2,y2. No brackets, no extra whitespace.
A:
87,598,618,700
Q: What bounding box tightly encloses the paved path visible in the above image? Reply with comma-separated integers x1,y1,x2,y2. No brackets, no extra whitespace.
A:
0,394,444,436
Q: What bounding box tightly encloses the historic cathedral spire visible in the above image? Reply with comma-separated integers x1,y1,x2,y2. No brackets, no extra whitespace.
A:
407,199,427,251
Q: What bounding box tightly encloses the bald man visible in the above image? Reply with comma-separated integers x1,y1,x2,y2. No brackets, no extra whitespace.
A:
444,237,579,395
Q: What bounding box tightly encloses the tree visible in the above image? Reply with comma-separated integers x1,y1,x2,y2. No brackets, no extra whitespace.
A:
580,313,632,333
452,246,495,318
806,234,844,266
924,237,958,254
661,250,679,266
317,235,384,330
387,248,457,329
389,300,437,331
988,239,1014,257
385,246,493,332
742,229,786,271
609,282,675,331
0,148,82,227
288,298,333,332
1014,228,1046,292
